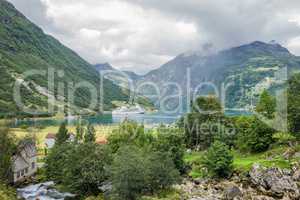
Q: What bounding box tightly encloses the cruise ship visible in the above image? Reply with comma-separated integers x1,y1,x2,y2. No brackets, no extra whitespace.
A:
112,104,145,115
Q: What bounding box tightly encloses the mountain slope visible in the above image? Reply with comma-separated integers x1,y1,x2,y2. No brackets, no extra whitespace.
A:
94,63,154,109
0,0,129,117
94,63,141,81
139,41,300,110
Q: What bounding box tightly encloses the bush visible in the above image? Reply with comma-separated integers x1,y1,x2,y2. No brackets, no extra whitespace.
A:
202,141,233,178
45,142,112,195
152,127,186,173
107,120,153,153
273,132,296,146
110,146,147,200
62,143,112,195
0,183,17,200
110,146,180,200
235,116,275,153
146,151,180,193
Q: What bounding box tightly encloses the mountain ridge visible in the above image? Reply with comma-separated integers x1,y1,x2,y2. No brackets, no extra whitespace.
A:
0,0,130,117
138,41,300,110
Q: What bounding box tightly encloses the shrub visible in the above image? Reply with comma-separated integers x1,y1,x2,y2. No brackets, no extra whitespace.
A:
273,132,296,146
235,116,275,153
110,146,180,200
202,141,233,178
0,183,17,200
107,121,153,153
152,127,186,173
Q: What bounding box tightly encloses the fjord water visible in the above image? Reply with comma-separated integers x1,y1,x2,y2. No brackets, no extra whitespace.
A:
12,110,251,128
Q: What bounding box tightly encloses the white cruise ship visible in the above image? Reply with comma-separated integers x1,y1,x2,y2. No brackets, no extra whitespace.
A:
112,104,145,115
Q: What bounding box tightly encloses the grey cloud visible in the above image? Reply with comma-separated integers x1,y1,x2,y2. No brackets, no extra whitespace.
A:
5,0,300,73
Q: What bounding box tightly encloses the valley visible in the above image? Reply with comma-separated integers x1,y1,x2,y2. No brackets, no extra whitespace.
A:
1,1,300,200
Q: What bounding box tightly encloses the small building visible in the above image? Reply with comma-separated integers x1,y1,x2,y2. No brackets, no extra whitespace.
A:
11,140,37,183
45,133,56,149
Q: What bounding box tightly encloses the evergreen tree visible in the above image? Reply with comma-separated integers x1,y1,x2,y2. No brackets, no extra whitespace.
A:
84,123,96,143
287,73,300,137
56,122,70,145
75,122,84,143
202,141,233,178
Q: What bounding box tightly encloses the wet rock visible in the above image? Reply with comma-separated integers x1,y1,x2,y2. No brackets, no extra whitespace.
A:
17,182,75,200
224,185,242,200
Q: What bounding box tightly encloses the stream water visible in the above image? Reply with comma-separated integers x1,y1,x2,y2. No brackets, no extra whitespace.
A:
17,182,75,200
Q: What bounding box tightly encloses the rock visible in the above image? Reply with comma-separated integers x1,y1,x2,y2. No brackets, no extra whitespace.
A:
224,185,242,200
17,182,75,200
292,169,300,181
249,164,300,198
252,195,276,200
293,152,300,158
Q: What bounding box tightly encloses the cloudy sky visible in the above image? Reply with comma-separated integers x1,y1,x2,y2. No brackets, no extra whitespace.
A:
7,0,300,74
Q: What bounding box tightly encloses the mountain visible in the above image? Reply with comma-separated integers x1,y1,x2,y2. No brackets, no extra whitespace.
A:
138,41,300,110
95,63,114,72
93,63,153,109
94,63,141,81
0,0,129,117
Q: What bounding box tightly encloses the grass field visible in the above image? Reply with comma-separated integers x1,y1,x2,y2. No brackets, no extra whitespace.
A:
11,125,118,158
184,145,299,178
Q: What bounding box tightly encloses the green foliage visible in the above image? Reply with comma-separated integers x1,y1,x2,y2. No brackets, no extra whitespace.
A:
287,73,300,137
84,123,96,143
0,122,17,183
256,90,276,119
0,0,130,117
145,152,180,193
235,116,275,153
85,195,104,200
62,143,112,195
152,127,186,173
110,146,180,200
273,132,296,146
0,182,17,200
192,96,223,113
45,141,112,195
202,141,233,178
55,122,70,145
108,120,153,153
45,143,72,182
110,146,148,200
75,122,84,143
183,96,232,150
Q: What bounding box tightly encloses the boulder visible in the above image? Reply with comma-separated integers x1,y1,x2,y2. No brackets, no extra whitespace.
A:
249,164,300,199
224,185,242,200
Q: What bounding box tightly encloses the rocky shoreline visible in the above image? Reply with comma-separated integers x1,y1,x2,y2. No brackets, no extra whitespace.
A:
177,163,300,200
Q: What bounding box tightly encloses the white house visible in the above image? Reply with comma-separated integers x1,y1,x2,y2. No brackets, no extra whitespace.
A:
45,133,56,149
12,140,37,183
